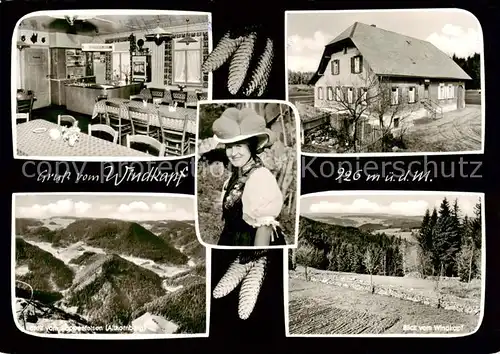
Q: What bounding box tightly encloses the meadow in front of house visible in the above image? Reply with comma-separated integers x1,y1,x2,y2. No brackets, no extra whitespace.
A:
291,84,483,153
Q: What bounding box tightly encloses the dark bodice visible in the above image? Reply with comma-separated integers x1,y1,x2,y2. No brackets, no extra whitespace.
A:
217,162,260,246
217,158,287,247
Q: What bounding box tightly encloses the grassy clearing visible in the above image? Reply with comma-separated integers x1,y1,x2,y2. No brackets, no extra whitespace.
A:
292,266,481,301
289,84,314,96
289,278,479,335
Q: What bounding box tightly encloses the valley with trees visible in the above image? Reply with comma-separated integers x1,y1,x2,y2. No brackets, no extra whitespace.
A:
14,216,206,335
288,197,482,335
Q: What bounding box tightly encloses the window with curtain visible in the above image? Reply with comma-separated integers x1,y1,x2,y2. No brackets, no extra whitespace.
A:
112,51,130,81
391,87,399,105
327,86,333,100
173,36,202,84
408,87,416,103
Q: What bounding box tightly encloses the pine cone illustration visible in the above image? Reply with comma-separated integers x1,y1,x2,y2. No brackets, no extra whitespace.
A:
213,250,269,320
202,32,244,73
227,32,257,95
238,256,267,320
213,256,253,298
242,38,274,97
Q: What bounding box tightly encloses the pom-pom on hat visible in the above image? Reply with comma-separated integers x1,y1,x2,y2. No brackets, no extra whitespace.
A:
212,107,271,150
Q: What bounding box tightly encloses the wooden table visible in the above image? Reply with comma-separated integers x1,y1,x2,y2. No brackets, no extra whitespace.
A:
92,98,197,134
16,119,151,157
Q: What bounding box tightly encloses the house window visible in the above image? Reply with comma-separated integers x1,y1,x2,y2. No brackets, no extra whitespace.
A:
347,87,354,103
335,86,342,101
331,60,339,75
112,51,130,81
318,87,323,100
173,36,202,85
343,47,348,54
394,117,400,128
438,83,447,100
351,55,363,74
408,87,416,103
391,87,399,105
448,84,454,99
327,86,333,100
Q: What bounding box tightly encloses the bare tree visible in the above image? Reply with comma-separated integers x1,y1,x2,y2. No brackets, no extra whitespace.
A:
329,72,417,152
363,245,380,293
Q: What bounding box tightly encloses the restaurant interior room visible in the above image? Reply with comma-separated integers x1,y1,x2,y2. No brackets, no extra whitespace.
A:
14,12,210,157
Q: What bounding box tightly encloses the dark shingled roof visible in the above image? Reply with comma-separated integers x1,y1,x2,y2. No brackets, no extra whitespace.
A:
309,22,472,85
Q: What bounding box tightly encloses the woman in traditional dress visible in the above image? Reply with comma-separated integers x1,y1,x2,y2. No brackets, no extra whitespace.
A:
209,106,287,247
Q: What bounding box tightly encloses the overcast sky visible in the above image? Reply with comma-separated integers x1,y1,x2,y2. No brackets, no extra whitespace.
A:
287,9,483,72
15,194,194,221
301,193,481,218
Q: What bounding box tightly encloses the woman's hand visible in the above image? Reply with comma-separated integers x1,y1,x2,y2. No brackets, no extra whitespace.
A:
254,225,273,246
198,137,219,157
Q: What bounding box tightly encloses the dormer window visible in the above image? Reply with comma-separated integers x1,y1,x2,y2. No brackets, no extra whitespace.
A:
331,60,339,75
343,46,347,54
351,55,363,74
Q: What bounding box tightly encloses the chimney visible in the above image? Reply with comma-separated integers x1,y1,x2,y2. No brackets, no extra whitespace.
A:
371,24,376,27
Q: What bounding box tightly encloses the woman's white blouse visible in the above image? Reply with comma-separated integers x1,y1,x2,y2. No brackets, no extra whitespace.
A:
242,167,284,227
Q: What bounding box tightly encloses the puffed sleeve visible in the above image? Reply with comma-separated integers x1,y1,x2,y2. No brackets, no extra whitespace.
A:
241,167,283,228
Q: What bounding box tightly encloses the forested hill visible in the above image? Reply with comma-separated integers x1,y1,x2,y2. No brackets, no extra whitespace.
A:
297,216,406,276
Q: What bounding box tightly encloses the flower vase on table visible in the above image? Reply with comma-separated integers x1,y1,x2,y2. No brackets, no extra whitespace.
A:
61,125,81,147
48,121,81,147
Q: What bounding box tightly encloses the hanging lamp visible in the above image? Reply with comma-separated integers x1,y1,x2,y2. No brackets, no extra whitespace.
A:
145,17,171,46
177,18,197,45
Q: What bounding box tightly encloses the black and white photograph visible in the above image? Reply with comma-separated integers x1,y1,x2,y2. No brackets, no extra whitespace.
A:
287,192,484,336
203,10,283,99
286,9,484,154
195,101,300,248
210,248,285,338
13,10,211,158
13,193,207,337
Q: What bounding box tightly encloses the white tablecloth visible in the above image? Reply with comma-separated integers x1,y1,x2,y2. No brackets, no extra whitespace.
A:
16,119,151,157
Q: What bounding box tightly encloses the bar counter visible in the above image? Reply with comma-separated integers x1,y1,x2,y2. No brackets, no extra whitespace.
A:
65,82,142,116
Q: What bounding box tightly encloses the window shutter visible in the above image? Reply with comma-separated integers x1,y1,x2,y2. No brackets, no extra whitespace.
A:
359,56,363,73
398,87,402,105
342,86,347,101
331,61,334,75
337,60,339,75
351,57,354,74
414,86,418,102
353,87,357,103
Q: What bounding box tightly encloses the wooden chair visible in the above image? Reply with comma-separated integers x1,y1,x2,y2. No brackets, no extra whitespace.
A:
149,87,165,102
95,94,108,124
16,97,34,124
186,133,196,154
130,94,145,102
88,124,118,144
159,114,190,156
127,105,159,139
58,114,77,127
105,101,132,145
126,134,165,156
16,113,29,124
170,90,188,108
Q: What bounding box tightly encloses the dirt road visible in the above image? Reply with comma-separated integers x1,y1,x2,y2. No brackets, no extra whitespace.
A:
406,105,482,152
288,277,479,335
